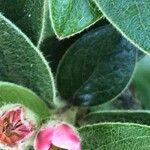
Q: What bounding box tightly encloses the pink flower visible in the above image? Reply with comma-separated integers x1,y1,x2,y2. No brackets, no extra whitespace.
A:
34,121,81,150
0,104,37,149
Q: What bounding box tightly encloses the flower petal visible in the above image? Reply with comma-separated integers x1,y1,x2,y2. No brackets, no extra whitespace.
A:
35,127,54,150
7,107,22,125
52,124,81,150
35,122,81,150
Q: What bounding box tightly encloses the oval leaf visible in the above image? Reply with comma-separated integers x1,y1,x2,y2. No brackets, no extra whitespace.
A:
79,123,150,149
0,82,50,120
56,25,137,106
0,0,54,45
50,0,102,38
91,87,142,111
133,55,150,109
94,0,150,54
0,14,55,107
79,111,150,126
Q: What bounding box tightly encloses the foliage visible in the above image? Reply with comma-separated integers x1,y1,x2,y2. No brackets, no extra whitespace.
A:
0,0,150,149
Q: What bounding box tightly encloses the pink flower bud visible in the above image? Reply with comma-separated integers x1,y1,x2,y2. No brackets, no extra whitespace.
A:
34,121,81,150
0,104,37,150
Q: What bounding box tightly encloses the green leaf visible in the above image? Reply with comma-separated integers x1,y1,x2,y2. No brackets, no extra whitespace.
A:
0,0,54,45
94,0,150,54
79,123,150,150
56,25,137,106
0,82,50,120
91,87,142,111
94,97,141,111
133,55,150,109
79,110,150,126
50,0,102,38
0,13,55,107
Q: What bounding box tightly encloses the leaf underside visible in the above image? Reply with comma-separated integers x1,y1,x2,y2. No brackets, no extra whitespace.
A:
0,14,55,107
94,0,150,54
79,123,150,150
50,0,102,38
0,0,54,45
80,111,150,126
0,82,50,120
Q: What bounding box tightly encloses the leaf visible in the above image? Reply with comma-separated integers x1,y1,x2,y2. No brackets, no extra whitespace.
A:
56,25,137,106
133,55,150,109
79,123,150,150
0,0,54,45
40,35,77,73
0,14,55,107
91,86,142,112
95,97,141,111
79,110,150,126
0,82,50,121
94,0,150,54
50,0,102,38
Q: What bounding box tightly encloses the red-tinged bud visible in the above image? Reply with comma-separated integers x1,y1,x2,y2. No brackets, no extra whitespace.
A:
0,104,38,150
